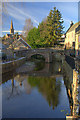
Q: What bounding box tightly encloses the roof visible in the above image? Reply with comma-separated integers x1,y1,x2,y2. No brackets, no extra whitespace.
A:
66,21,80,33
6,34,13,38
19,38,31,48
75,24,80,33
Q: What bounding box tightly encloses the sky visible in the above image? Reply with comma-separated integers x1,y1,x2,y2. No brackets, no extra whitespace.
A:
2,2,79,36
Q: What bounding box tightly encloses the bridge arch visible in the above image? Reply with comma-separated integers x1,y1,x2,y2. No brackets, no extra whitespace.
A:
27,52,48,62
30,53,45,60
15,49,53,63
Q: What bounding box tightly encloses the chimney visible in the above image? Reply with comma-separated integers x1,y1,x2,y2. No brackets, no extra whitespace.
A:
70,21,74,27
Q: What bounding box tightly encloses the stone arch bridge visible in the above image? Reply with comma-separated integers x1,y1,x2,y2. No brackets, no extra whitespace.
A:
15,48,64,63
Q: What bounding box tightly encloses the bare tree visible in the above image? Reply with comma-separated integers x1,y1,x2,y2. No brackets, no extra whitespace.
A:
22,18,33,39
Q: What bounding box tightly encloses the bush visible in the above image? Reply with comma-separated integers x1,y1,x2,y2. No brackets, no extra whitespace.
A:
2,53,7,60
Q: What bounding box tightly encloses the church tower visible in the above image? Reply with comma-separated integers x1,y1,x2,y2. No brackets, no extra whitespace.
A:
10,20,14,34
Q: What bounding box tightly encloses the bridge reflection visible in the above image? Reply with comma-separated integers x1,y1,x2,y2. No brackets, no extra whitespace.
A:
2,61,62,83
16,61,62,77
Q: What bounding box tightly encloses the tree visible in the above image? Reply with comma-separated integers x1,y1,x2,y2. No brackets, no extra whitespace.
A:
26,27,43,48
38,18,49,47
39,19,47,41
22,19,33,40
46,7,64,46
26,7,64,48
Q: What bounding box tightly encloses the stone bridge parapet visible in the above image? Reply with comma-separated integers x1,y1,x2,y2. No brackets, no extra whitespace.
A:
14,48,64,63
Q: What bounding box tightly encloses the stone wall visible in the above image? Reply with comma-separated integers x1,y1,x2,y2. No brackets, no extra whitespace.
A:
15,49,64,63
2,57,26,73
15,49,53,63
65,55,75,69
63,60,73,87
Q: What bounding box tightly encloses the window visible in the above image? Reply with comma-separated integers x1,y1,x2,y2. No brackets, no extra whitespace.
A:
73,42,75,47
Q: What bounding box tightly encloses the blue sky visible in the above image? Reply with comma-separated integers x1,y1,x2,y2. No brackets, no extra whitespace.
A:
2,2,78,36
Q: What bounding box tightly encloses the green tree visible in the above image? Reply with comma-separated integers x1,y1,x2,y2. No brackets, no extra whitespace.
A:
26,27,43,48
38,19,49,47
26,7,64,48
46,7,64,46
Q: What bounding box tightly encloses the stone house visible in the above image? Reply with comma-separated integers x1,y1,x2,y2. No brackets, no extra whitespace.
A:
65,21,80,49
75,24,80,57
3,20,31,51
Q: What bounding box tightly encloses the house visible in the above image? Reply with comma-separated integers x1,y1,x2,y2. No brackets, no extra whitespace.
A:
4,20,31,50
65,21,80,49
6,34,14,39
75,24,80,57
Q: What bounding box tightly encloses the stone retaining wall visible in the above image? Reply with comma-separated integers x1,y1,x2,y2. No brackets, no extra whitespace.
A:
65,55,75,69
63,60,73,86
2,57,26,73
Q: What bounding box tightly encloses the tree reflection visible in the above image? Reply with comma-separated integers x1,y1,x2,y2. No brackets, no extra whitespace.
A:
28,76,61,110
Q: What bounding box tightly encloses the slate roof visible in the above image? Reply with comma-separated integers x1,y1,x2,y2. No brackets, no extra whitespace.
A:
75,24,80,33
19,38,31,48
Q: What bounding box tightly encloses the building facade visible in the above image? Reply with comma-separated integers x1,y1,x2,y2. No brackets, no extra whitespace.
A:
75,24,80,57
65,21,79,49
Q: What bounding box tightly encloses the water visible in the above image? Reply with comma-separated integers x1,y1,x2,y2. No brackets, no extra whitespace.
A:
1,60,79,118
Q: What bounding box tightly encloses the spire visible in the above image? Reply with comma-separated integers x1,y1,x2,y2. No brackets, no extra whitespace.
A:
11,20,13,29
10,20,14,34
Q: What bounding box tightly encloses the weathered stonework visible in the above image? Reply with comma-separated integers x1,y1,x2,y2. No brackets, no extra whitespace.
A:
2,57,26,73
15,48,64,63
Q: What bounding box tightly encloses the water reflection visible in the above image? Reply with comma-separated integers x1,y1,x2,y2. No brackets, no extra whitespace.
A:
28,76,61,109
1,60,80,118
63,61,80,119
72,69,80,117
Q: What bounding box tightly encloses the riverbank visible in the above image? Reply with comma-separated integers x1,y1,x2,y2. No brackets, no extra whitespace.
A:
1,57,26,74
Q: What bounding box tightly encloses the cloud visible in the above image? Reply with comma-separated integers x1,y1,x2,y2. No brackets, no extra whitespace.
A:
5,3,39,25
6,9,25,21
